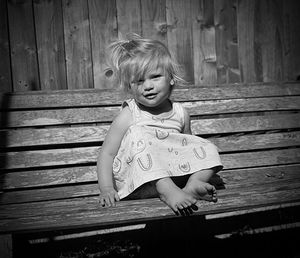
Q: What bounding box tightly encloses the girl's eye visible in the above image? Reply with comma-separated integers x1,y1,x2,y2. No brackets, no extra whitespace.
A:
151,74,162,79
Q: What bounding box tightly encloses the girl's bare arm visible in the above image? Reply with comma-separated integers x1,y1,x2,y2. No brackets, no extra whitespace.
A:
97,106,132,206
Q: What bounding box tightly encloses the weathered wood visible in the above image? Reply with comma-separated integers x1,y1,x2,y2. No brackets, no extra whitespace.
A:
166,0,195,82
1,164,299,205
0,181,299,234
0,0,12,92
1,143,299,170
34,0,67,90
141,0,167,44
89,0,118,89
62,0,93,89
1,82,299,110
116,0,142,36
7,0,40,91
2,96,299,128
0,83,299,248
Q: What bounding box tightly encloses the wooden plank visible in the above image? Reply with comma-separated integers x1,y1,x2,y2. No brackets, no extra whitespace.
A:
282,1,300,81
88,0,118,89
1,140,299,169
1,82,299,110
1,179,299,220
191,113,300,135
116,0,142,37
34,0,67,90
258,0,284,82
2,97,299,128
0,0,12,92
7,0,40,91
1,164,300,204
192,0,217,85
166,0,194,83
215,0,240,83
2,114,299,149
62,0,93,89
1,125,110,148
0,181,299,234
237,0,256,82
141,0,167,43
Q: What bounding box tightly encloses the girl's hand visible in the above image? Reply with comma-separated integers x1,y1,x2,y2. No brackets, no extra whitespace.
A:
99,187,120,207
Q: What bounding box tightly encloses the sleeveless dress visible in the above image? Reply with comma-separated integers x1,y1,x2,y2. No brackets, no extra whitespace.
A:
112,99,223,199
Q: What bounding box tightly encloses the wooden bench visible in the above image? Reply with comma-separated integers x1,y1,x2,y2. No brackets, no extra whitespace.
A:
0,82,300,257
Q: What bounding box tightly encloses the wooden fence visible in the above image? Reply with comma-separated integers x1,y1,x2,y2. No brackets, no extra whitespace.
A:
0,0,300,92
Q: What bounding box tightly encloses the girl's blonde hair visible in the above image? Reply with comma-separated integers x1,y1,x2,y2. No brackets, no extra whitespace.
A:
107,33,186,91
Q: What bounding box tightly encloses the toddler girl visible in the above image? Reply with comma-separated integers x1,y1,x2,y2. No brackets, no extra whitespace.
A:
97,33,223,215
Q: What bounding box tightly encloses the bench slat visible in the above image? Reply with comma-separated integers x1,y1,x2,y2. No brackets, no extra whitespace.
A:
2,96,299,128
1,164,299,205
1,148,299,189
1,82,299,110
0,181,299,234
2,114,300,148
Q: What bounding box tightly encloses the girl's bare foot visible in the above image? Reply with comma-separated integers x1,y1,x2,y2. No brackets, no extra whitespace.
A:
183,173,217,202
155,177,197,215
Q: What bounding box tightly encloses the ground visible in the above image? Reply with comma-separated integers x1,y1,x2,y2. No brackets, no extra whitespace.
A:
14,225,300,258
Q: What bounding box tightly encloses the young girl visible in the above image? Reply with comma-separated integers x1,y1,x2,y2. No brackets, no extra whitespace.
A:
97,34,223,215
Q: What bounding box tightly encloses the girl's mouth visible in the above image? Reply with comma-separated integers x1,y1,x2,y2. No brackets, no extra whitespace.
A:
144,93,157,99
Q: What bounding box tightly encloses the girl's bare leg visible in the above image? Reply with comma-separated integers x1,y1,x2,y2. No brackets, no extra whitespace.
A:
155,177,197,214
183,170,217,202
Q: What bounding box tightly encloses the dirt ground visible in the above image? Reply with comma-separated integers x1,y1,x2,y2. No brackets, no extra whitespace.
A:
14,226,300,258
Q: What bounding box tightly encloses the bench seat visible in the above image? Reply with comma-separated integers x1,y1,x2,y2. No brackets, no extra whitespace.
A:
0,82,300,256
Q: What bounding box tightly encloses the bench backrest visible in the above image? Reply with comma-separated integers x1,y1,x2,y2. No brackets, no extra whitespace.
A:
0,82,300,206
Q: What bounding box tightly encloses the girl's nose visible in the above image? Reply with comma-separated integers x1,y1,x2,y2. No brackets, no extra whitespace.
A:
144,79,154,91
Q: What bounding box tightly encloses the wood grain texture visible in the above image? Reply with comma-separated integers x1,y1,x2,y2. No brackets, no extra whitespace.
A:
34,0,67,90
7,0,40,91
1,82,299,110
0,0,12,92
141,0,167,43
89,0,118,89
62,0,93,89
116,0,142,37
0,181,299,234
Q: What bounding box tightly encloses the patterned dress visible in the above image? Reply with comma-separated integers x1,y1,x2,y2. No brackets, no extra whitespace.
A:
113,99,223,199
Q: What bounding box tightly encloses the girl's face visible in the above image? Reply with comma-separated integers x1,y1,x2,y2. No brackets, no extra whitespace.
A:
129,68,172,111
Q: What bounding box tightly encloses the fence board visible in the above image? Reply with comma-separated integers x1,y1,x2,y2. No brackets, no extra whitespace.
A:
167,0,194,83
0,0,12,92
215,0,240,83
141,0,167,43
62,0,93,89
34,0,67,90
89,0,118,89
116,0,142,37
7,0,40,91
237,0,256,82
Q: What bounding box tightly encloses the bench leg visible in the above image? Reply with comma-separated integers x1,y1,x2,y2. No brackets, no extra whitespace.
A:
0,234,13,258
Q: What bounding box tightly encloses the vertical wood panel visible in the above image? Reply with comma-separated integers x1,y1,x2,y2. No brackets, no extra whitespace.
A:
116,0,142,37
215,0,240,83
0,0,12,92
141,0,167,44
259,0,284,82
8,0,40,91
62,0,93,89
89,0,118,89
192,0,217,85
167,0,195,84
237,0,257,82
282,0,300,81
34,0,67,90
